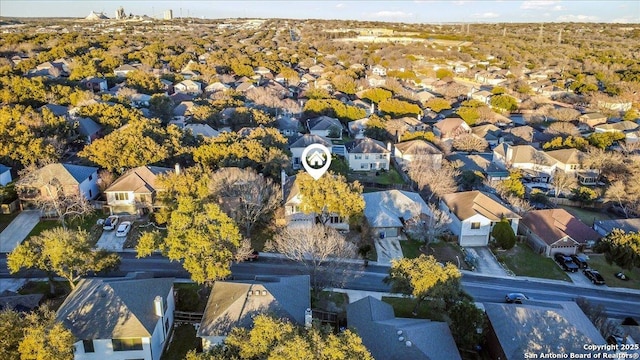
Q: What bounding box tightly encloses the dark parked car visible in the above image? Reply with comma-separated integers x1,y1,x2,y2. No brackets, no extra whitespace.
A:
505,293,528,304
570,254,589,269
583,269,606,285
554,253,579,272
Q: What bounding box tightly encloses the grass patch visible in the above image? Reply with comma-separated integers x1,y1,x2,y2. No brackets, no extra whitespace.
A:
27,213,104,239
400,239,423,259
174,283,209,312
587,254,640,290
312,290,349,313
161,324,200,360
381,296,445,321
423,241,471,270
558,205,613,227
348,168,406,185
27,219,60,237
0,212,18,232
495,243,570,281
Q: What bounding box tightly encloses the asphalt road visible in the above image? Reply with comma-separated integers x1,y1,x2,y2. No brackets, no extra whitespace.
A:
2,253,639,320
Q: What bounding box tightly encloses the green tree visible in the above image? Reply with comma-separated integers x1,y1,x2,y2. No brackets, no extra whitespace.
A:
363,115,391,142
75,103,145,130
436,68,454,79
456,107,480,126
424,98,451,112
448,300,486,351
125,70,165,94
303,99,366,122
0,307,74,360
399,131,436,143
491,86,507,95
499,170,526,198
571,186,599,205
492,218,516,250
594,229,640,270
489,94,518,112
8,227,120,292
296,171,364,225
378,98,422,117
360,88,392,104
0,106,60,167
588,132,625,149
190,315,373,360
149,94,174,122
331,74,357,94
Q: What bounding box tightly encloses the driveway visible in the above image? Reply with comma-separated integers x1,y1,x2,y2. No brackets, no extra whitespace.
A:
0,210,41,253
466,247,510,277
96,230,126,252
374,238,403,265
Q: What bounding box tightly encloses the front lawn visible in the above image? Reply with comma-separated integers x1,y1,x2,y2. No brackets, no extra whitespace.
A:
494,243,571,281
558,205,613,227
161,324,200,360
0,212,18,232
27,213,103,239
586,254,640,290
381,296,445,321
348,168,406,185
423,241,471,270
400,239,423,259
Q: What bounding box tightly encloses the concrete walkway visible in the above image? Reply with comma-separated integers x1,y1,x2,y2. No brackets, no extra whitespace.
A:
0,210,40,253
96,230,126,252
466,247,510,277
374,238,403,265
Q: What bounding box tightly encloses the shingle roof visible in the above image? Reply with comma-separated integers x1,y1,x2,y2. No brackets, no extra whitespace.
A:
289,134,331,149
394,140,441,156
76,117,102,137
197,276,310,337
345,137,389,154
106,166,173,194
594,218,640,236
545,148,584,165
484,302,606,359
494,144,556,166
363,190,430,228
41,104,69,117
521,209,600,245
595,121,639,132
347,296,461,360
434,118,467,135
307,116,342,131
0,164,10,174
441,191,519,221
185,123,219,138
56,277,174,339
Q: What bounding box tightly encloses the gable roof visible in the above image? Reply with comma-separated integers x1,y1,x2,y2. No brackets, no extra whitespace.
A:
521,209,600,245
21,163,97,188
345,137,389,154
289,134,331,149
471,124,501,140
441,190,519,221
347,296,461,360
363,190,430,228
494,144,556,167
545,148,585,165
307,116,342,131
595,121,639,132
57,277,174,339
0,164,11,174
594,218,640,236
105,166,173,194
485,301,606,359
197,276,310,338
185,123,219,138
75,117,102,137
394,140,442,156
433,118,468,135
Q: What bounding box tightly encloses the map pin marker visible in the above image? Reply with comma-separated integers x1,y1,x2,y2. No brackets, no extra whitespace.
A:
301,143,332,180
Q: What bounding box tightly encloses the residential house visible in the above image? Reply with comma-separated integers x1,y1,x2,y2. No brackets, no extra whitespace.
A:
598,100,632,112
83,77,108,92
172,101,197,119
440,191,520,247
345,137,390,172
579,112,607,128
471,124,502,148
130,93,152,108
474,71,507,85
307,115,343,139
276,116,301,137
56,275,175,360
384,117,426,141
184,124,220,139
594,121,639,134
367,74,386,87
393,140,443,171
235,81,255,93
347,296,461,360
546,148,585,173
485,301,606,360
433,118,471,140
501,125,536,146
0,164,12,186
204,81,230,94
363,190,431,239
18,163,99,202
197,276,310,351
40,103,70,117
72,117,103,144
519,209,600,256
348,117,370,139
174,80,202,95
308,64,325,76
468,88,492,104
447,153,510,182
104,166,174,215
594,218,640,237
282,174,349,230
113,64,137,78
371,65,387,76
626,130,640,144
289,134,332,170
492,143,557,183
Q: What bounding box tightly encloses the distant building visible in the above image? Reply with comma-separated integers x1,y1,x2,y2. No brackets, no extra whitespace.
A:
164,9,173,20
115,6,125,20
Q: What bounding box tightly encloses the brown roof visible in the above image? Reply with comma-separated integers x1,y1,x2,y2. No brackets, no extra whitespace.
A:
521,209,600,245
394,140,442,155
106,166,172,194
546,149,585,165
434,118,468,136
441,191,519,221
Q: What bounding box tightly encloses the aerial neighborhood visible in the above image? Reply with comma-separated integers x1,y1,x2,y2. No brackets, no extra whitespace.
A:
1,5,640,360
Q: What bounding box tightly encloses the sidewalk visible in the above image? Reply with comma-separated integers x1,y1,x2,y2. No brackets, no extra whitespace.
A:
0,210,40,253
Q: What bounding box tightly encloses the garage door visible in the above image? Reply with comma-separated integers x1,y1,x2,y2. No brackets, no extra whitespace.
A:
460,235,488,247
549,246,577,257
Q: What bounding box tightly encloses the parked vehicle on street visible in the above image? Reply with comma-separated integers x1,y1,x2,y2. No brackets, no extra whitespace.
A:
554,253,579,272
116,221,131,237
583,269,606,285
505,293,528,304
103,215,120,231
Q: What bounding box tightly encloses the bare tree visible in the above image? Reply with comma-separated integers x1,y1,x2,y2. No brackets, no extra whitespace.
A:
404,203,451,243
408,158,460,202
544,121,580,137
97,170,115,192
267,225,359,292
504,194,533,216
551,170,577,198
452,134,488,153
548,108,580,122
209,167,281,237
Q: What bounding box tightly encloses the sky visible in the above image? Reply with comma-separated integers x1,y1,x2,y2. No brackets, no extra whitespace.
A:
1,1,639,24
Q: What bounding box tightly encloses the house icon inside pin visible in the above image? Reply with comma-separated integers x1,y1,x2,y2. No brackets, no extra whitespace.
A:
306,151,325,167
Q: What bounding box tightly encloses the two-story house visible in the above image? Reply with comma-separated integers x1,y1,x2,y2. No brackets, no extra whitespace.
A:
492,143,557,183
289,134,332,170
440,191,520,247
57,275,175,360
393,140,443,171
104,166,174,215
17,163,99,204
345,137,390,172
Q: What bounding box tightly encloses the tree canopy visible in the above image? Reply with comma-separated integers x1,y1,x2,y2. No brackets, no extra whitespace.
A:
594,229,640,270
492,218,516,250
378,98,422,118
296,171,364,224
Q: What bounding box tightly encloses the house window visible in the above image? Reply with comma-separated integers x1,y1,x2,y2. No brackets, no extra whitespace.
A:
329,216,343,224
82,340,94,353
379,154,386,160
115,192,129,201
139,195,147,203
88,174,93,181
360,163,368,169
471,222,481,229
112,338,143,351
354,154,362,160
364,154,369,160
89,190,92,198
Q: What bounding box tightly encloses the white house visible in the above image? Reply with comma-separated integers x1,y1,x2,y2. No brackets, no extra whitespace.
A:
372,65,387,77
345,137,390,172
545,149,585,173
0,164,12,186
289,134,332,170
104,166,174,215
440,191,520,247
56,275,175,360
363,190,431,239
113,64,137,78
174,80,202,95
492,143,557,183
393,140,443,171
307,115,343,139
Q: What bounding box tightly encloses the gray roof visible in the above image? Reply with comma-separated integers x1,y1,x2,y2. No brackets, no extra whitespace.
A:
56,277,174,339
0,164,10,174
345,137,389,154
106,166,173,194
347,296,461,360
594,218,640,236
394,140,441,156
307,116,343,131
41,104,69,117
76,117,102,137
185,123,219,138
484,301,606,360
441,190,520,221
363,190,430,228
62,163,98,183
197,276,310,337
289,134,331,149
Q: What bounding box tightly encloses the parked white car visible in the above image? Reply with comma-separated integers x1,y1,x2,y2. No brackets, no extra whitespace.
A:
102,215,120,231
115,221,132,238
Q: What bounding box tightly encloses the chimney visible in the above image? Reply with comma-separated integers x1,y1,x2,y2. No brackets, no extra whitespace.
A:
174,163,181,175
387,142,392,152
154,296,164,317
